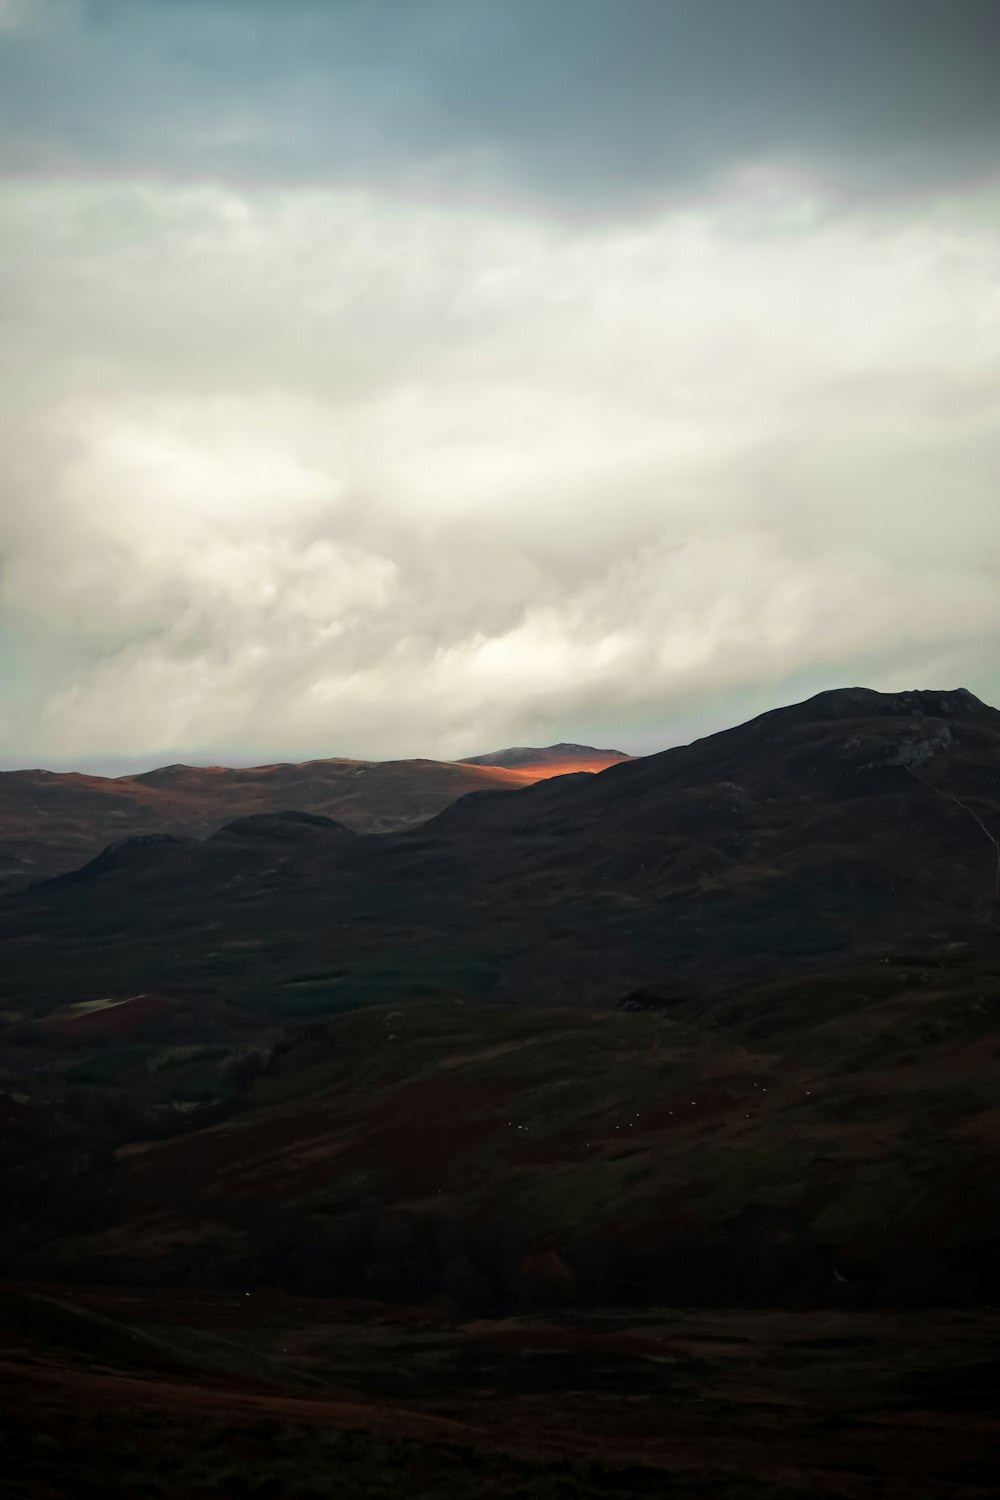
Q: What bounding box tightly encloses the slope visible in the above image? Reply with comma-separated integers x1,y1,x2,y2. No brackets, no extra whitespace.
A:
3,686,997,1017
0,743,626,887
2,686,999,1313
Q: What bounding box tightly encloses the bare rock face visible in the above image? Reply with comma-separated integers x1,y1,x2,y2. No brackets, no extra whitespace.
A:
886,722,955,768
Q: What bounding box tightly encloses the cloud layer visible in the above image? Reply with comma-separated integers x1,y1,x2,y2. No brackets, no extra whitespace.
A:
3,1,1000,205
2,173,999,767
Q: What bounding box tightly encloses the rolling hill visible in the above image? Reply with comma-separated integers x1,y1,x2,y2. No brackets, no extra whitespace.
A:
1,685,998,1310
4,685,997,1014
460,742,630,773
0,743,630,888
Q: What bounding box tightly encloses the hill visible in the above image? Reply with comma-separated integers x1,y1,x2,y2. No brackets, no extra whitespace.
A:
4,685,997,1014
0,743,626,887
1,684,999,1317
460,743,630,774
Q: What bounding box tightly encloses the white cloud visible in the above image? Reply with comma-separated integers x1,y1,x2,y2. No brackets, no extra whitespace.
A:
1,176,999,764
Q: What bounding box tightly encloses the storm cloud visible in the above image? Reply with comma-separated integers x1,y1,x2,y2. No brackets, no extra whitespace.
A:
4,1,1000,203
1,2,999,769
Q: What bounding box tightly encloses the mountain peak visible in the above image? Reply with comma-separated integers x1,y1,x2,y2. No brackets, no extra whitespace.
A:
460,743,630,771
780,686,989,724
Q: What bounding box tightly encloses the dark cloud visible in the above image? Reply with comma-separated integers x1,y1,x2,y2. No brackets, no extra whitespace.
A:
2,1,999,206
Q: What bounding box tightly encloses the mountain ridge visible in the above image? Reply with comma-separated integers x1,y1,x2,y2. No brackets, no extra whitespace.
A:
6,684,998,1011
3,684,1000,1334
460,742,630,771
0,742,629,887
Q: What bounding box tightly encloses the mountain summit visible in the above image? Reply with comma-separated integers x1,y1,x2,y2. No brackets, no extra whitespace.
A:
459,743,630,773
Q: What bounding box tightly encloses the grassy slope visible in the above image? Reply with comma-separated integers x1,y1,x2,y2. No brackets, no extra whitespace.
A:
59,948,1000,1302
4,1283,1000,1498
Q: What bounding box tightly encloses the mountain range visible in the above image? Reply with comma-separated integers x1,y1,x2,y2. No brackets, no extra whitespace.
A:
3,687,1000,1495
0,742,629,888
6,685,997,1012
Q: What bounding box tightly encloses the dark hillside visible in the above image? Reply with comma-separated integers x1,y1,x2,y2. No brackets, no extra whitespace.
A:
2,687,998,1318
3,688,998,1016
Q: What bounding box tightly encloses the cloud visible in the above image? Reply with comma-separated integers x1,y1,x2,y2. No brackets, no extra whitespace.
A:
1,174,999,766
2,2,1000,205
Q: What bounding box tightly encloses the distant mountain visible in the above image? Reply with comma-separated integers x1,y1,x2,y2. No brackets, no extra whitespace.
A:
460,743,630,774
0,743,628,886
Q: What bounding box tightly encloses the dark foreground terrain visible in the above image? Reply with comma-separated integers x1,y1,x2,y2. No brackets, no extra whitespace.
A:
2,688,999,1494
3,1284,999,1499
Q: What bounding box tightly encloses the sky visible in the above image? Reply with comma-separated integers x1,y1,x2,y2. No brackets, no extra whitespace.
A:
1,0,999,772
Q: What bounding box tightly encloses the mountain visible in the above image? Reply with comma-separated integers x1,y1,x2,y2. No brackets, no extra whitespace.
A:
3,686,1000,1394
460,742,630,774
0,743,626,888
8,684,995,1012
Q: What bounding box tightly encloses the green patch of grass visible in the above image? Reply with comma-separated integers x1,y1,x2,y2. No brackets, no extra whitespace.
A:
809,1159,921,1240
147,1044,229,1073
682,1140,821,1223
237,947,509,1018
236,984,375,1018
495,1153,656,1236
0,1286,205,1377
64,1045,156,1085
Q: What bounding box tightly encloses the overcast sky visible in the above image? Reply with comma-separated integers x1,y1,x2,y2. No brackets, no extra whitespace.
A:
2,0,999,771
